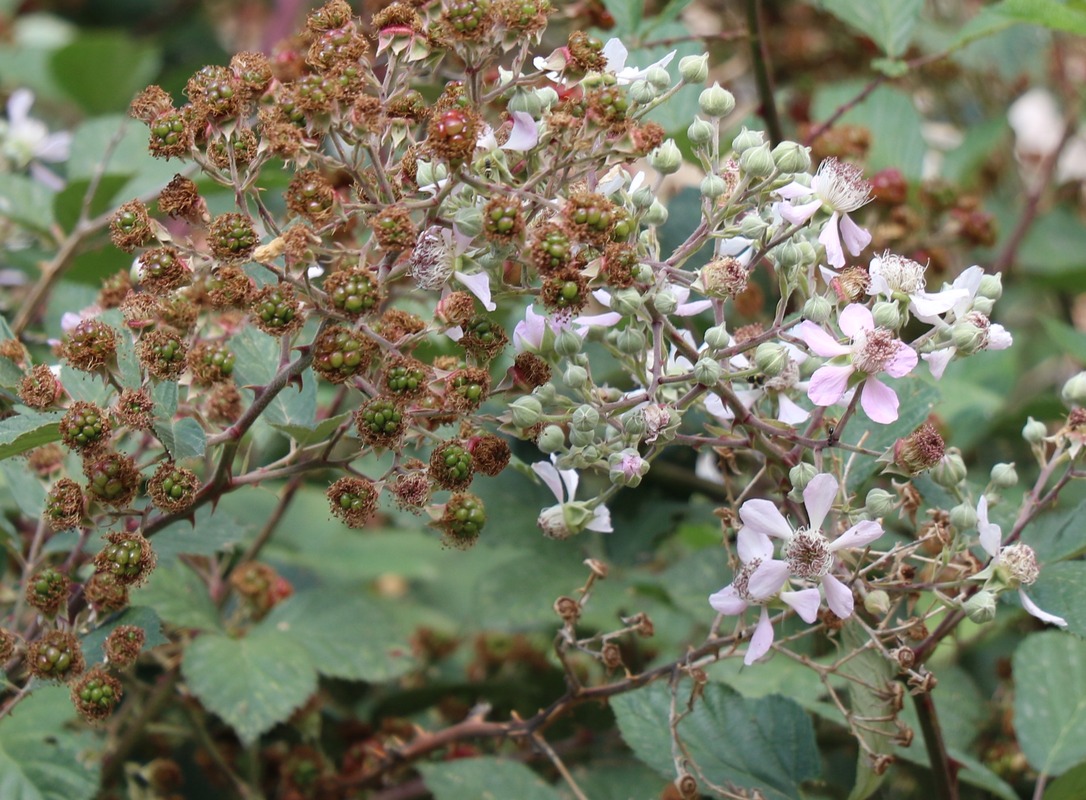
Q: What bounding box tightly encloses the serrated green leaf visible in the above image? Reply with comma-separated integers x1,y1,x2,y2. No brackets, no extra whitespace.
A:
262,588,416,682
817,0,923,58
149,505,250,564
1013,631,1086,776
1017,206,1086,285
474,550,587,629
58,365,111,405
0,685,99,800
1028,562,1086,637
839,622,897,800
65,116,178,202
1025,500,1086,563
170,418,207,461
0,411,62,461
611,681,820,800
988,0,1086,35
151,379,178,418
0,173,56,234
182,629,317,745
51,32,161,116
230,328,316,428
602,0,641,36
270,411,352,446
1045,761,1086,800
419,757,562,800
0,460,46,519
53,174,129,233
0,358,22,392
130,561,222,631
81,605,168,664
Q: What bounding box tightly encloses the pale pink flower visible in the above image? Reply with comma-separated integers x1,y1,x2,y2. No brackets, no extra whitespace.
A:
866,252,969,321
976,497,1067,627
743,473,883,622
477,111,539,152
0,89,71,190
601,39,676,85
708,527,780,665
532,457,612,539
776,158,873,268
794,304,917,424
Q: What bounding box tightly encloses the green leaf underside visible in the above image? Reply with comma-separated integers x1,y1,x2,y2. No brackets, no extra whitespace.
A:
817,0,923,58
1013,631,1086,776
0,412,63,461
419,757,562,800
611,681,819,800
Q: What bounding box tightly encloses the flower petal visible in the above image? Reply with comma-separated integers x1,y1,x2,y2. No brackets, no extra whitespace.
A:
738,498,793,539
586,505,612,533
803,473,838,532
822,573,855,619
838,303,874,338
745,606,775,665
838,212,872,256
829,519,884,551
794,320,850,358
859,376,899,424
748,559,791,599
885,342,918,378
737,528,774,563
1019,589,1068,628
777,393,810,425
708,584,747,616
531,460,565,502
777,198,822,226
807,364,854,407
910,288,968,321
922,348,954,380
501,111,539,151
977,496,1002,558
988,324,1013,351
819,212,846,268
781,588,822,623
602,38,629,72
7,88,33,124
453,271,497,312
775,181,814,201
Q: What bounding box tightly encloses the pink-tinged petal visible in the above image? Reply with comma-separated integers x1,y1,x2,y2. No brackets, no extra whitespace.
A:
709,584,747,616
738,498,793,539
445,325,464,342
838,212,872,256
821,573,855,619
745,606,775,665
988,324,1013,351
922,348,954,380
910,288,968,321
885,342,918,378
977,496,1001,558
531,460,565,502
807,364,854,407
748,559,791,599
794,320,850,358
586,505,612,533
1019,589,1068,628
859,376,899,424
476,124,499,150
29,162,65,191
513,306,547,352
453,271,496,311
35,131,71,162
775,181,814,201
829,520,884,551
7,88,33,124
737,528,774,562
704,393,733,421
777,394,810,425
867,271,892,298
572,311,622,328
781,588,822,623
777,198,822,226
675,298,713,316
819,213,846,268
803,473,838,531
838,303,874,338
501,111,539,151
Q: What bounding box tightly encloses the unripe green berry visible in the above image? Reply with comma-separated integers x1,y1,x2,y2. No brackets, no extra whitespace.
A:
699,82,735,117
678,53,709,83
990,462,1018,488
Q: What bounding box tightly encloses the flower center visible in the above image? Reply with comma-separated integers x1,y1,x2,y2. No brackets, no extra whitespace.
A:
784,527,833,580
408,226,455,289
1000,544,1039,586
852,327,898,374
871,252,926,295
732,557,763,602
812,158,872,214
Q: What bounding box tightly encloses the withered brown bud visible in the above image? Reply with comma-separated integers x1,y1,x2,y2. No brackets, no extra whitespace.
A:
327,476,379,528
19,364,62,409
158,174,204,220
893,423,945,475
553,596,580,623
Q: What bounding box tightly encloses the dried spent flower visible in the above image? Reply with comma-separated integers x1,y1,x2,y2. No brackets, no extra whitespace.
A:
327,476,379,528
104,625,146,667
114,388,155,429
18,364,62,409
83,452,141,509
28,630,85,681
157,173,204,220
85,572,129,614
94,531,157,586
63,320,117,373
71,669,123,722
45,478,84,530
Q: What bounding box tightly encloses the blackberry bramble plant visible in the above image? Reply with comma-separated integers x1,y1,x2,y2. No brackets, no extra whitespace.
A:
1,0,1086,798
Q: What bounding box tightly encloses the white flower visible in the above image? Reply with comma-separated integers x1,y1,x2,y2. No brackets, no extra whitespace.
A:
866,252,969,321
601,39,676,85
0,89,71,190
775,158,873,268
532,457,612,539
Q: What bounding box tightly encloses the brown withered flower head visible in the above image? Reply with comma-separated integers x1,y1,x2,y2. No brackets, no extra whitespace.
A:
188,341,236,386
130,84,174,124
230,51,273,99
205,382,244,424
95,531,157,587
83,452,141,509
98,271,133,310
28,630,85,682
311,325,375,384
209,212,259,263
327,476,379,528
44,478,84,531
18,364,62,410
286,169,336,223
371,204,417,251
114,388,155,429
158,174,204,220
63,319,117,373
470,434,511,476
85,572,129,615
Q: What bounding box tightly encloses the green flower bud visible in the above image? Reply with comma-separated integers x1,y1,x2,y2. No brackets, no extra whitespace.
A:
508,89,543,116
534,382,557,404
704,324,731,350
803,295,833,324
535,87,559,109
610,287,643,316
633,263,655,283
564,364,588,388
971,296,994,316
654,289,678,316
872,300,903,331
628,80,657,105
930,448,968,488
699,82,735,118
1063,371,1086,406
678,53,709,84
865,488,897,517
951,320,987,355
789,462,818,491
509,395,543,428
630,186,655,210
453,205,484,239
621,408,647,437
1022,416,1047,445
649,140,682,174
771,141,811,173
731,126,765,154
949,501,978,530
964,590,998,624
694,357,722,385
738,143,775,178
537,424,566,454
990,462,1018,488
738,214,769,239
688,117,714,145
572,404,600,432
570,427,595,447
701,174,727,198
774,241,803,270
754,342,788,376
864,589,891,616
554,329,582,357
977,273,1003,301
646,66,671,90
617,326,647,354
643,200,669,226
608,448,650,487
